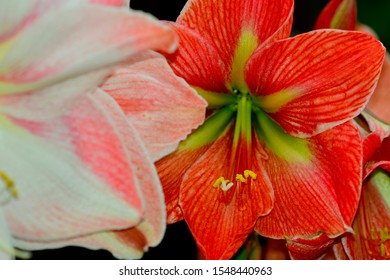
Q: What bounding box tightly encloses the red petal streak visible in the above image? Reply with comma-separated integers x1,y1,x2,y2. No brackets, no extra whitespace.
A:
255,122,361,239
165,24,228,92
156,144,211,223
314,0,356,30
286,233,335,260
246,30,385,137
179,126,274,259
177,0,293,78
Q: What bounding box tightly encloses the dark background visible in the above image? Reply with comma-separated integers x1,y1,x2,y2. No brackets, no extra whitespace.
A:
29,0,389,260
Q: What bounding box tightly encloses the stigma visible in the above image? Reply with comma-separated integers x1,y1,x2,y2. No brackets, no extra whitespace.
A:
213,170,257,192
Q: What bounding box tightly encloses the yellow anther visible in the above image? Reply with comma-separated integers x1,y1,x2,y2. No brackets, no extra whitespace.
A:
213,177,225,188
244,170,257,180
0,171,17,198
236,170,257,184
213,177,234,192
236,174,247,183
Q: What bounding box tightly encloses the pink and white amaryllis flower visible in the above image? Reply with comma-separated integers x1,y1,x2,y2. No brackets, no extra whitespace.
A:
0,0,180,259
155,0,385,259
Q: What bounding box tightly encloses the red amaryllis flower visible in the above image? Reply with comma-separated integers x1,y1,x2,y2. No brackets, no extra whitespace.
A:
157,0,385,259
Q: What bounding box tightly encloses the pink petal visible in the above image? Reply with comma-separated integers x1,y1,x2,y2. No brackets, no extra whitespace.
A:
1,90,160,243
0,211,13,259
93,90,166,248
0,3,177,119
246,30,385,137
90,0,127,6
255,121,361,239
15,227,149,259
101,51,207,161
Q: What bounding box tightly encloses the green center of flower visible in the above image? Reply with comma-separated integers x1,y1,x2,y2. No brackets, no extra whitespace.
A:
180,85,311,192
178,30,311,192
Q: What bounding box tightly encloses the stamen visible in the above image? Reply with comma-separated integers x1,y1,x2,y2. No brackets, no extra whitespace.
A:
213,177,234,192
213,170,257,192
244,170,257,180
236,174,247,183
213,177,225,188
0,171,17,198
237,169,257,183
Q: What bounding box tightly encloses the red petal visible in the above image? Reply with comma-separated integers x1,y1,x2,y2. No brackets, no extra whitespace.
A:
246,30,385,137
255,121,361,239
314,0,357,30
165,23,228,92
179,126,274,259
156,144,211,223
362,132,382,168
176,0,293,83
342,173,390,259
365,136,390,177
286,233,335,260
332,241,349,259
